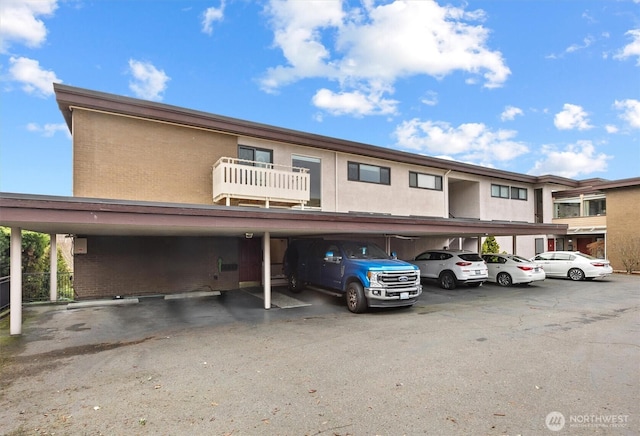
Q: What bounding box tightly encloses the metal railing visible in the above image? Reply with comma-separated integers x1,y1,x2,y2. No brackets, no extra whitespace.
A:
212,157,310,208
0,272,74,311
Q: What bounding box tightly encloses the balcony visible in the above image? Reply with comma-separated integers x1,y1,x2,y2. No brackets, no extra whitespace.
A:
552,215,607,234
212,157,310,208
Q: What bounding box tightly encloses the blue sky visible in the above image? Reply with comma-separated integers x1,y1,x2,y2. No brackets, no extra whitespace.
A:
1,0,639,196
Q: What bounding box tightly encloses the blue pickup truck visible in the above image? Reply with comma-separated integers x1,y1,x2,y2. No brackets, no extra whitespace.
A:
283,239,422,313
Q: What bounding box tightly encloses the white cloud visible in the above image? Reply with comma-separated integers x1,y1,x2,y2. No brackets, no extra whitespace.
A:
312,86,398,117
8,56,61,97
0,0,57,53
202,1,225,35
394,119,529,165
128,59,170,101
614,99,640,129
421,90,438,106
528,141,611,178
500,105,523,121
614,29,640,66
554,103,593,130
27,122,69,137
605,124,619,134
565,35,595,53
262,0,510,116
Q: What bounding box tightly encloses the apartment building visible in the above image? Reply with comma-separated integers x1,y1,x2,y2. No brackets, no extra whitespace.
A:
1,84,637,305
548,178,640,271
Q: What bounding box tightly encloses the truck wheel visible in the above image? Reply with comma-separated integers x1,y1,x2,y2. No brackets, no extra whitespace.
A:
438,271,457,290
288,273,304,293
345,282,367,313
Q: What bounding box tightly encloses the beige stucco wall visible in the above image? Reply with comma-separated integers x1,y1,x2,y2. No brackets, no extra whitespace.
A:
334,155,447,216
238,136,448,216
480,179,535,222
73,109,237,203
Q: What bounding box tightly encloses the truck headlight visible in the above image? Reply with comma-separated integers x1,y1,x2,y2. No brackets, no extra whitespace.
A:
367,271,381,286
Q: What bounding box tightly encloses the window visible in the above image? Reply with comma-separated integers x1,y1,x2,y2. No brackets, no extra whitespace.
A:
511,187,528,200
348,162,390,185
492,184,528,200
409,171,442,191
584,198,606,216
292,155,321,208
238,145,272,166
554,199,580,218
552,253,574,261
491,184,510,198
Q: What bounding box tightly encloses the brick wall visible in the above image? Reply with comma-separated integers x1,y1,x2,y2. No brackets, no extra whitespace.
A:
605,186,640,272
73,236,239,299
73,109,237,203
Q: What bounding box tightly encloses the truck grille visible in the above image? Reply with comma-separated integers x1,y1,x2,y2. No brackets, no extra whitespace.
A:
379,270,419,288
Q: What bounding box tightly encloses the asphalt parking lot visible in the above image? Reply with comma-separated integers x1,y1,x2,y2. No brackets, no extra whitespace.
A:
1,274,638,435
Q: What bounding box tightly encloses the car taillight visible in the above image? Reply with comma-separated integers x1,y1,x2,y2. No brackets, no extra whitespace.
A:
456,262,472,266
517,266,533,271
591,262,606,267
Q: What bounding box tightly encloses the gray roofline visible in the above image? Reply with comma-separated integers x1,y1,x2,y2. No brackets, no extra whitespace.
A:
53,83,583,187
552,176,640,197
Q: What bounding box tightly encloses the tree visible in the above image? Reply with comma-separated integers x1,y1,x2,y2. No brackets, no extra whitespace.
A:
482,236,500,254
611,236,640,274
0,227,69,276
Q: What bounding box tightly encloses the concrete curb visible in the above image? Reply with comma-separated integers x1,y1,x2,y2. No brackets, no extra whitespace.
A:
164,290,221,300
67,298,139,309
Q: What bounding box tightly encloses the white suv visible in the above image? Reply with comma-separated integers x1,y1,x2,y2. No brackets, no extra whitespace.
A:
410,250,488,290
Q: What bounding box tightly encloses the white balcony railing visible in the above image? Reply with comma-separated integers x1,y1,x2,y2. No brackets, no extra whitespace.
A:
212,157,310,208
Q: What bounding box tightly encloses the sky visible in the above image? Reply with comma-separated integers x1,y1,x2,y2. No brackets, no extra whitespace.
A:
1,0,639,196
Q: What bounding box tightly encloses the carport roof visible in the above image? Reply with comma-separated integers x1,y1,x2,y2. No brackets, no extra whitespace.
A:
1,192,567,238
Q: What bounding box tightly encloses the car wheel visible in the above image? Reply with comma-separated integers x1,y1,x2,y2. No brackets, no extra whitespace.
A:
288,272,304,293
568,268,585,281
438,271,457,290
497,272,513,287
345,282,367,313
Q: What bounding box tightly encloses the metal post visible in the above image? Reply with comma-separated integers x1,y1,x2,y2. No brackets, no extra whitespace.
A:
50,233,57,302
263,232,271,309
10,227,22,335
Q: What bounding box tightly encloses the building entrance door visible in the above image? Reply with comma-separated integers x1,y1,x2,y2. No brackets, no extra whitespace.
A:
239,237,262,286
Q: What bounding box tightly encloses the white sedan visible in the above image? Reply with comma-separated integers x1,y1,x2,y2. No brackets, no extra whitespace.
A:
481,254,546,286
530,251,613,281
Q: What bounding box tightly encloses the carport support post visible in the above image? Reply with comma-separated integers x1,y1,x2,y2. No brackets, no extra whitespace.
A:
10,227,22,335
50,233,57,302
263,232,271,309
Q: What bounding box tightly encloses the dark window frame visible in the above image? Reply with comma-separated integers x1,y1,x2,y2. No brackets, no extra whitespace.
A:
409,171,443,191
347,161,391,185
491,184,510,199
238,145,273,166
511,187,528,201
